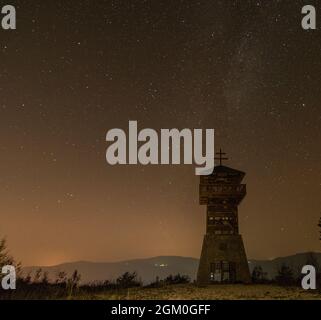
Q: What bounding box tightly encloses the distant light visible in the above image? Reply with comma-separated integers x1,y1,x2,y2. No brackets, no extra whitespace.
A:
154,263,168,267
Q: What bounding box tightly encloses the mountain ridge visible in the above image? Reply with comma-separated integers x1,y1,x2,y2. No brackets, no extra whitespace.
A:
22,252,321,284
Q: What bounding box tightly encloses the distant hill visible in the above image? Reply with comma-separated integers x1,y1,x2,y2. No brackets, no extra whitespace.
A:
22,256,199,285
249,252,321,279
22,252,321,285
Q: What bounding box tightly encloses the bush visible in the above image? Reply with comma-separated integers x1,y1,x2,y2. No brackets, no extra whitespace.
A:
147,274,190,288
251,265,268,284
275,264,296,286
116,272,141,288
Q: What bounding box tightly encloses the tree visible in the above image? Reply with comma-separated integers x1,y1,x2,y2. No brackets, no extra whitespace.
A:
0,238,20,278
251,265,268,283
55,271,67,284
164,274,190,285
41,271,49,285
275,264,295,286
67,270,81,297
306,252,319,270
0,238,15,267
33,268,43,283
116,272,140,288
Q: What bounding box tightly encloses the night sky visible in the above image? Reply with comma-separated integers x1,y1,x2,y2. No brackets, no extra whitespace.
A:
1,0,321,266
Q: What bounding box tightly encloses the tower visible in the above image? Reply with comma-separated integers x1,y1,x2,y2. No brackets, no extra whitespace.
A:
197,149,251,284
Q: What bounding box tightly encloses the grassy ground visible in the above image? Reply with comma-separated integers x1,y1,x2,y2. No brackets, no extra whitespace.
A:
76,284,321,300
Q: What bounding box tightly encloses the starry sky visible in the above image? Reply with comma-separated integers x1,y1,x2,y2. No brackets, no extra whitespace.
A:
1,0,321,266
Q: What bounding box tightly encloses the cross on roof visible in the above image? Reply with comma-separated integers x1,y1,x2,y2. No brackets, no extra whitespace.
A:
214,148,228,166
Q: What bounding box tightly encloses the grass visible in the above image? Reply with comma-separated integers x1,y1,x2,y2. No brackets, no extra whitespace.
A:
74,284,321,300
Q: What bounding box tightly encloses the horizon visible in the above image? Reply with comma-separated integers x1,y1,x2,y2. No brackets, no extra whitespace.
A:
22,251,321,268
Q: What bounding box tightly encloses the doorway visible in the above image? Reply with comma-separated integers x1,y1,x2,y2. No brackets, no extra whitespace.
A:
210,261,236,283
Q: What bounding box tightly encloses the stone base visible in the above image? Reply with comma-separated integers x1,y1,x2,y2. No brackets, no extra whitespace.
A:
197,234,251,285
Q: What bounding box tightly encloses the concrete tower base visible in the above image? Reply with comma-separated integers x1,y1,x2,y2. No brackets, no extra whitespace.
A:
197,234,251,285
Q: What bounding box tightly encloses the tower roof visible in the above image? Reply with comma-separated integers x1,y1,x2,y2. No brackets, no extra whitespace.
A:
199,165,245,176
212,165,245,176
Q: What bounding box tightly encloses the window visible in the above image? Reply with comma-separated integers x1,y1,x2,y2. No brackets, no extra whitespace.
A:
222,261,230,271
